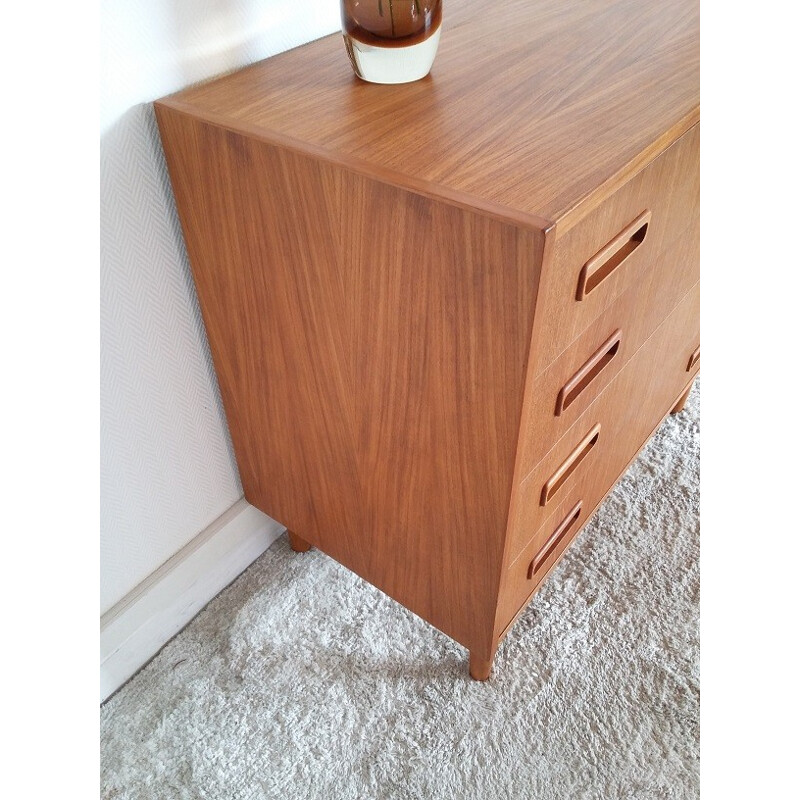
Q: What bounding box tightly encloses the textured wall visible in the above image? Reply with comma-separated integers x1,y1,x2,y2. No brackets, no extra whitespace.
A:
101,0,340,613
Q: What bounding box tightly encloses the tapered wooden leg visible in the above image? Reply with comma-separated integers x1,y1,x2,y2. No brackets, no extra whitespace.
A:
670,380,695,414
287,529,312,552
469,648,497,681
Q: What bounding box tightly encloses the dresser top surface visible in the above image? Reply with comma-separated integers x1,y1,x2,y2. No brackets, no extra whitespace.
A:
158,0,699,229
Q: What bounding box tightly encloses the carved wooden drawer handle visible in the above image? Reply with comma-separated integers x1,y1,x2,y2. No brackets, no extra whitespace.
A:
528,501,583,579
687,345,700,371
555,329,622,417
540,423,601,506
576,210,651,300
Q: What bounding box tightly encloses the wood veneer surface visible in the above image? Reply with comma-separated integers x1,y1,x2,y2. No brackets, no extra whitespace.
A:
157,0,699,230
498,283,700,632
154,0,700,677
518,215,699,479
528,123,699,374
155,110,543,659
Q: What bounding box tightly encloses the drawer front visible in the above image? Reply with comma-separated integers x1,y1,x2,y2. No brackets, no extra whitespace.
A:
517,219,699,477
504,282,700,580
500,496,589,633
529,124,699,376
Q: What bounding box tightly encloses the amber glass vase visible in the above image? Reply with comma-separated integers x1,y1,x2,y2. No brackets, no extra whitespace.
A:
340,1,443,84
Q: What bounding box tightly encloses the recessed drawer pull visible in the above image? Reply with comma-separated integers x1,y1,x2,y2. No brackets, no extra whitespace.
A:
555,329,622,417
528,501,583,579
540,423,601,506
576,210,652,300
687,345,700,371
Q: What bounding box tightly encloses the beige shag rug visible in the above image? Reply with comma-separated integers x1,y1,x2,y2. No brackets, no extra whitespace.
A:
101,384,700,799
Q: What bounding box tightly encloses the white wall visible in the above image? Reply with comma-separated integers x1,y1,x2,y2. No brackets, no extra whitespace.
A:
100,0,340,614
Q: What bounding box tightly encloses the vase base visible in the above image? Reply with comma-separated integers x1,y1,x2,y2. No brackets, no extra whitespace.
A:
343,27,441,85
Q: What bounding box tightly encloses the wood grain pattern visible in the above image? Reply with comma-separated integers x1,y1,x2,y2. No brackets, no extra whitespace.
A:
503,283,700,582
497,284,700,632
554,330,622,418
576,212,651,302
517,213,700,478
528,123,699,376
529,501,583,578
496,376,700,645
154,0,700,678
157,0,698,232
540,423,602,508
155,106,543,660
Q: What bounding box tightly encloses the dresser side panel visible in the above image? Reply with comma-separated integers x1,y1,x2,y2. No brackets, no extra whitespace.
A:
155,106,544,652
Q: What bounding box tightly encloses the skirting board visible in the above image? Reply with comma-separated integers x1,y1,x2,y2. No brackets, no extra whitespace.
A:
100,498,284,703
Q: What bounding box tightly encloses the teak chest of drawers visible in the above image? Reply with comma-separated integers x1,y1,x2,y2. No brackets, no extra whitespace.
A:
155,0,699,679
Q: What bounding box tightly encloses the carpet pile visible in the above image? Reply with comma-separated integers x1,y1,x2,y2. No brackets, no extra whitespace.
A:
101,384,700,799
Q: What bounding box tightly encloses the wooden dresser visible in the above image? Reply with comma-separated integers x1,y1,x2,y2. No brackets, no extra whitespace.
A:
155,0,699,679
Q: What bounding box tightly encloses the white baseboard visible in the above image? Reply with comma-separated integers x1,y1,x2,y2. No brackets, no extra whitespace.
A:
100,498,284,703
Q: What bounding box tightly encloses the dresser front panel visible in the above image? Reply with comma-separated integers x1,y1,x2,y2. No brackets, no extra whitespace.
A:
529,124,699,377
517,217,699,479
503,283,700,586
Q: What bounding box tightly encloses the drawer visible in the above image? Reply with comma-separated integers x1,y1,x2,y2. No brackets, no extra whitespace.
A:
504,282,700,574
517,219,699,477
499,497,588,635
529,124,699,376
